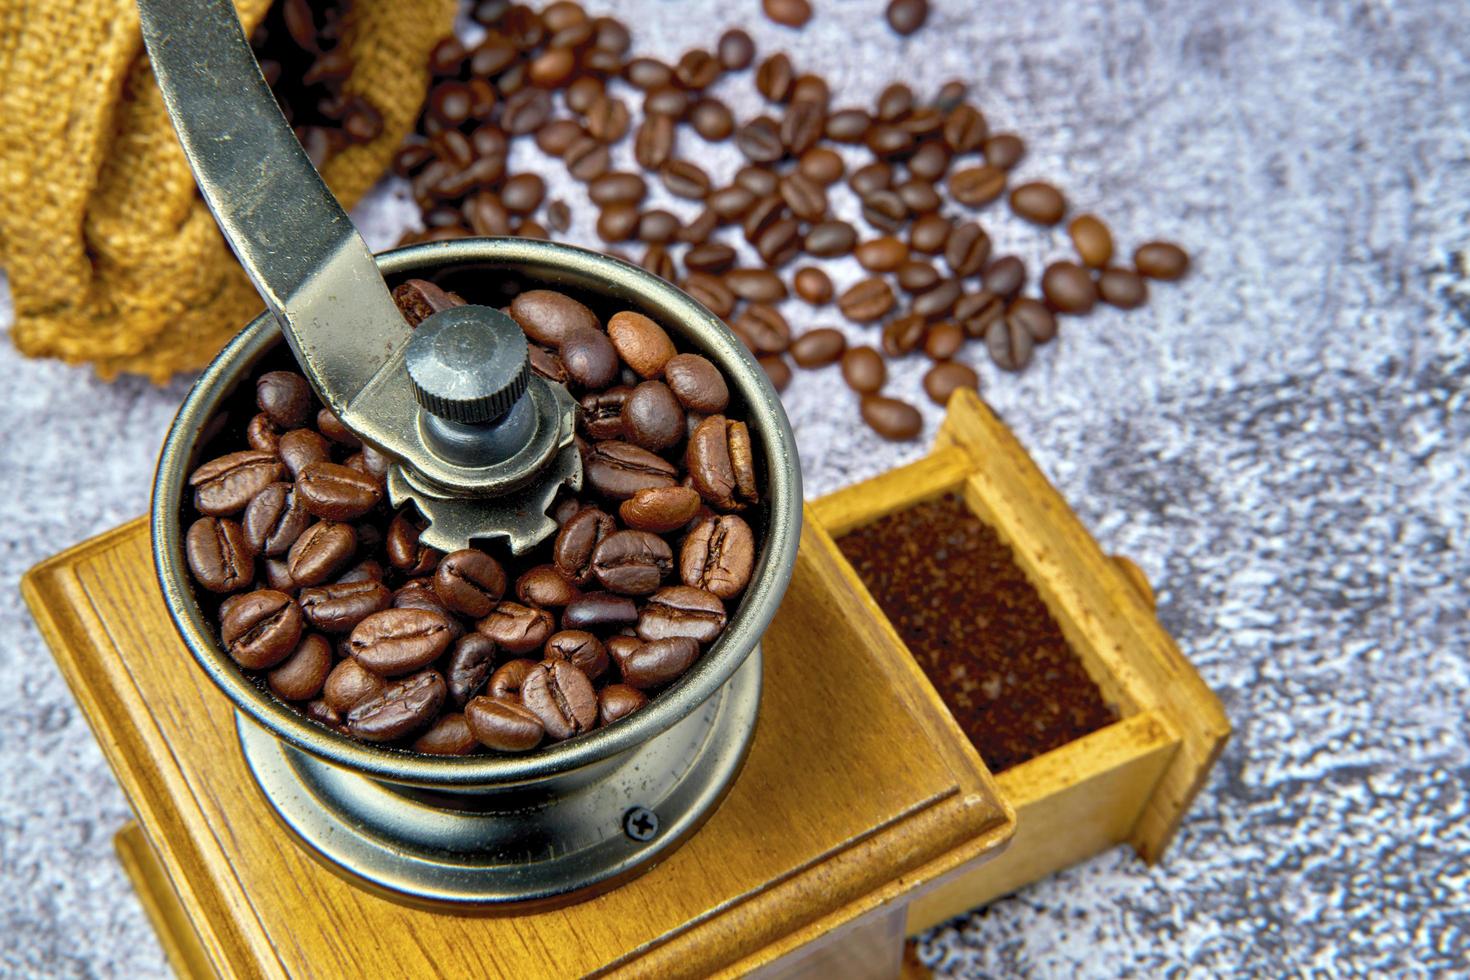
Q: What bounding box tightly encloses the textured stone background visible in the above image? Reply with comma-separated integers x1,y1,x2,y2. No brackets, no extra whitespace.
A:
2,0,1468,976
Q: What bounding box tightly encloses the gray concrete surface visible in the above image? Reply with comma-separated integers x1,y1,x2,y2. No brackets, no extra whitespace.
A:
2,0,1467,975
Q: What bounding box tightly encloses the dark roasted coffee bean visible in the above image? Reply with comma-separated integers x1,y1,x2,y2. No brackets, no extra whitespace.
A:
841,345,886,393
856,236,909,272
1042,261,1098,313
636,586,726,645
554,506,614,584
607,310,675,379
598,684,648,726
510,289,599,348
825,108,870,143
1134,241,1191,280
1098,268,1149,308
1068,214,1114,268
943,103,987,152
433,549,507,618
256,371,312,429
637,209,681,244
897,260,942,294
267,633,332,701
850,161,893,197
385,510,435,575
732,304,792,355
725,268,788,304
956,291,1006,337
316,408,359,449
886,0,929,35
985,316,1034,371
324,657,386,714
685,243,737,275
663,354,729,413
221,589,304,669
263,558,296,593
951,165,1007,207
516,565,581,609
190,451,284,516
621,381,684,451
717,28,755,69
186,517,253,593
912,277,961,319
861,189,908,232
300,579,391,633
545,630,609,681
839,277,896,323
563,592,638,632
680,514,755,598
620,485,702,533
804,220,856,257
561,327,621,389
908,142,951,183
487,658,537,699
790,328,847,368
304,698,345,731
287,521,357,586
861,395,923,441
924,321,965,360
412,713,477,755
882,312,928,357
466,695,544,751
521,659,597,740
944,221,990,277
615,636,700,690
584,440,678,499
793,266,834,304
687,416,757,511
983,255,1026,297
597,202,640,242
477,602,555,655
634,113,675,169
660,160,711,200
682,272,736,318
591,530,673,595
736,116,784,164
297,461,382,521
1010,181,1068,225
923,361,980,406
392,279,462,327
908,213,950,255
347,669,446,742
1008,297,1059,342
349,608,455,676
246,413,281,454
589,172,646,206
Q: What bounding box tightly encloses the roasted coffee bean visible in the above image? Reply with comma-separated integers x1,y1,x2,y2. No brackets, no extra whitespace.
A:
886,0,929,35
597,202,640,242
464,192,512,236
621,381,685,451
736,116,785,164
680,208,719,245
620,485,702,533
776,172,824,222
606,310,675,379
433,549,507,618
584,440,678,499
186,517,254,593
680,514,755,598
412,713,478,755
477,602,555,655
875,82,913,121
565,77,604,116
565,136,611,181
882,313,928,357
687,416,757,511
316,408,359,449
246,413,281,453
1042,261,1098,314
865,123,915,158
349,608,455,677
637,209,681,244
956,291,1006,337
615,636,700,690
644,84,690,118
674,47,721,89
580,389,629,440
634,113,675,170
897,178,941,214
762,0,811,27
296,461,382,521
725,269,788,303
324,657,386,714
841,345,886,393
735,165,780,198
598,684,648,725
501,88,552,135
690,98,735,141
554,506,614,584
985,316,1034,371
850,161,893,196
754,53,793,103
392,279,462,327
717,27,755,70
636,586,727,645
501,173,546,214
924,321,965,360
908,141,951,183
945,221,992,277
545,199,572,234
347,669,446,742
287,520,357,586
912,213,955,256
838,277,896,323
758,355,791,392
1007,297,1058,343
561,327,621,389
515,219,549,241
661,354,728,414
267,633,332,701
304,698,345,732
824,108,870,143
950,165,1007,207
856,237,909,272
1010,182,1067,225
545,630,609,681
488,658,538,699
861,395,923,441
591,530,673,595
897,260,941,294
942,103,987,152
794,149,842,187
754,217,802,266
256,371,312,429
444,632,498,708
300,579,391,633
516,565,581,609
190,451,284,516
338,557,383,587
1134,241,1190,280
563,592,638,631
732,305,791,356
793,266,834,305
1098,268,1149,308
983,256,1026,297
263,558,296,593
683,272,736,318
790,328,846,368
386,510,436,575
660,160,711,200
779,100,824,157
624,56,673,90
275,429,328,482
521,659,597,740
912,277,961,319
585,94,631,143
1068,214,1113,268
589,172,646,207
803,220,856,257
861,189,908,232
685,243,737,275
923,361,980,406
221,589,304,669
510,289,599,348
465,695,545,751
980,132,1025,170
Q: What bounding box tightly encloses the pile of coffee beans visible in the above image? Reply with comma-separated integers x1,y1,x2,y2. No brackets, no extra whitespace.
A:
838,494,1116,772
251,0,384,168
389,1,1191,441
182,283,762,754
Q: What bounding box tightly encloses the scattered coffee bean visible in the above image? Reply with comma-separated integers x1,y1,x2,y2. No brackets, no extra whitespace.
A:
1098,267,1149,308
1009,181,1067,225
1133,241,1191,280
790,328,846,368
886,0,929,35
1041,261,1098,314
841,346,886,393
860,395,923,441
923,361,980,406
763,0,812,28
1068,214,1114,268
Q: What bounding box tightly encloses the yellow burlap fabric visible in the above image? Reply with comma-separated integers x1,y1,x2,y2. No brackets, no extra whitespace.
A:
0,0,456,382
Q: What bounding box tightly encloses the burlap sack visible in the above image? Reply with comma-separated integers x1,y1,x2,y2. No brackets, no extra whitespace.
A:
0,0,457,382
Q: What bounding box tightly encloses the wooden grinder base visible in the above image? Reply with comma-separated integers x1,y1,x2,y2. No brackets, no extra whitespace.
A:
24,516,1013,979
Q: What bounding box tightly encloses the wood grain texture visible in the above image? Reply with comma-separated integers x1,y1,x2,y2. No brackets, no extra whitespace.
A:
23,514,1012,979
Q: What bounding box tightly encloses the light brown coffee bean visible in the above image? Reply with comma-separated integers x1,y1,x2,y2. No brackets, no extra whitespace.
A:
1068,214,1114,268
510,289,600,347
680,514,754,599
1009,181,1067,225
860,395,923,441
1098,268,1149,308
620,485,702,533
923,361,980,406
790,328,846,368
794,266,834,304
1134,241,1190,280
840,345,886,393
1042,261,1098,314
950,165,1007,207
838,277,896,323
687,416,757,511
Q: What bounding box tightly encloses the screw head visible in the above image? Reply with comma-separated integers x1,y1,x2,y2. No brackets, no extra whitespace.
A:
623,806,659,842
404,305,530,425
